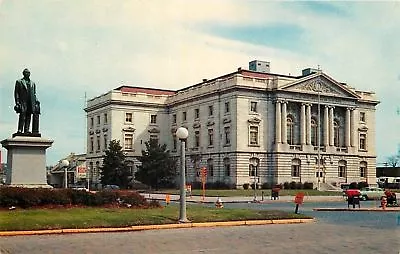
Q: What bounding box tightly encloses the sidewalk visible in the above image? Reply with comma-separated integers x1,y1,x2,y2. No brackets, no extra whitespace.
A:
142,193,345,204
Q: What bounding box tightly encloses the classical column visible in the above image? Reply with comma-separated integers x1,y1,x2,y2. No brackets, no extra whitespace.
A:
275,100,281,144
329,107,334,146
324,105,329,146
345,108,351,147
281,102,287,144
300,103,306,145
306,104,312,145
350,108,356,147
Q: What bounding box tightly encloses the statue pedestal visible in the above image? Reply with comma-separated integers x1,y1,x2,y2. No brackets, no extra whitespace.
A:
1,135,53,188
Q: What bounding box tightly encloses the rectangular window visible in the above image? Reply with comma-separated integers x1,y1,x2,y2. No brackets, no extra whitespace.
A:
173,114,177,124
124,133,133,150
90,137,94,152
249,165,257,176
250,101,257,113
360,166,366,177
359,133,367,150
183,111,187,121
150,114,157,124
338,166,346,178
97,115,101,125
125,113,133,123
225,102,230,113
224,126,231,145
90,117,94,128
96,136,101,151
292,165,300,177
173,137,177,150
103,134,108,151
249,126,259,145
194,131,200,147
195,108,200,119
224,162,230,176
208,105,213,116
104,113,108,124
359,112,366,122
208,129,214,146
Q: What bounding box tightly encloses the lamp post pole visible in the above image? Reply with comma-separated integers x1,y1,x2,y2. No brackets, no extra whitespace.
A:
317,71,322,191
61,160,70,189
253,167,257,201
176,127,189,223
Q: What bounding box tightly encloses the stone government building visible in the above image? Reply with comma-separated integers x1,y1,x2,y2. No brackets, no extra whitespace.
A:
85,60,379,189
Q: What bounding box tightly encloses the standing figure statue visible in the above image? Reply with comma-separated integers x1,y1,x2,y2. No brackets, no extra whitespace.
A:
14,68,41,135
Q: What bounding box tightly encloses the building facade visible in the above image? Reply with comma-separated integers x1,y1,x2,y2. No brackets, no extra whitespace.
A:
85,61,379,189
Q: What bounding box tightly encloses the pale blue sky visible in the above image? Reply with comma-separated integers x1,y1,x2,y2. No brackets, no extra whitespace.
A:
0,0,399,166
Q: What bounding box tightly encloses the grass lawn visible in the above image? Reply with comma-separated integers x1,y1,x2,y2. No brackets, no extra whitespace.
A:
0,204,311,231
153,189,342,197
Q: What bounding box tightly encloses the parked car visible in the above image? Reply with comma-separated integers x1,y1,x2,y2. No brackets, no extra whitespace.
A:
359,187,385,200
103,184,120,190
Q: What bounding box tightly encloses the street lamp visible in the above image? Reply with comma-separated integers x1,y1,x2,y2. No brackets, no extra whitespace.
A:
317,71,322,191
249,156,258,201
176,127,189,223
61,159,70,188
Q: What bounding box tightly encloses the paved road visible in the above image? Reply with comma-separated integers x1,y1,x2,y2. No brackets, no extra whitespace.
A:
0,220,398,254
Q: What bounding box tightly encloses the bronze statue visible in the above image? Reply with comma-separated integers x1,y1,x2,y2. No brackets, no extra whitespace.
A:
14,68,40,136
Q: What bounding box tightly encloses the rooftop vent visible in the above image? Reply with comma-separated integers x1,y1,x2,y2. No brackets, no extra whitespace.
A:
302,68,319,76
249,60,270,73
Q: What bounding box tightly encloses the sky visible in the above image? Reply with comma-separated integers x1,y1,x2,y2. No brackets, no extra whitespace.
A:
0,0,399,166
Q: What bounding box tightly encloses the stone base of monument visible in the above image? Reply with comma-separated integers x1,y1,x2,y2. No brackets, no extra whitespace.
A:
1,135,54,188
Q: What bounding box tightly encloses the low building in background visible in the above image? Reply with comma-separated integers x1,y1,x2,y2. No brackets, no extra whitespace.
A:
49,153,87,188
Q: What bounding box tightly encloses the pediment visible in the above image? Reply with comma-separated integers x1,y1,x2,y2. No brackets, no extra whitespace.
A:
281,73,360,99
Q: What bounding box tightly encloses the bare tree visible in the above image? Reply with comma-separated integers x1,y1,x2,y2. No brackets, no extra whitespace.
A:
386,154,400,167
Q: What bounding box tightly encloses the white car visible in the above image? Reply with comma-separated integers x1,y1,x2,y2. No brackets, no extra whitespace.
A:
359,187,385,200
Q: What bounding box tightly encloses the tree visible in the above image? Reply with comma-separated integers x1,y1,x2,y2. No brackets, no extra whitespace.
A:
386,154,400,167
100,140,131,189
135,139,176,189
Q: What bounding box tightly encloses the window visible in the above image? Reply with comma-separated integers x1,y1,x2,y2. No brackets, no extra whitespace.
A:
90,137,94,152
359,112,366,122
334,121,340,147
249,126,259,145
250,101,257,113
150,114,157,124
224,158,230,176
207,159,214,177
224,126,231,145
97,115,100,125
360,161,367,177
311,119,317,146
338,160,346,178
225,102,230,113
150,135,158,143
96,136,101,151
104,113,108,124
194,131,200,147
359,133,367,150
195,108,200,119
124,133,133,150
103,134,108,151
173,137,177,150
125,113,133,123
208,105,214,116
183,111,187,121
248,158,259,176
173,114,177,124
291,159,301,177
287,116,294,145
90,117,94,128
208,129,214,146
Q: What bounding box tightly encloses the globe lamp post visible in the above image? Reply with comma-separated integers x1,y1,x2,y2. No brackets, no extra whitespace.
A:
61,159,70,189
176,127,189,223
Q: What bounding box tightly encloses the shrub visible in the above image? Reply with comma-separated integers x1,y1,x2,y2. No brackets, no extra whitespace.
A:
243,183,250,190
261,182,272,189
303,182,313,190
295,182,303,190
250,183,258,190
357,181,369,189
289,181,297,189
349,182,358,189
206,181,231,189
283,182,290,190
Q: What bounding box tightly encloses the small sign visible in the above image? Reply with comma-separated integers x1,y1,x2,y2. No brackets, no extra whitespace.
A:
294,192,305,205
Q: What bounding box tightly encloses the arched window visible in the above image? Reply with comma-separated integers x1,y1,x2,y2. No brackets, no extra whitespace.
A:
224,158,230,176
360,161,367,177
311,118,317,146
248,157,259,176
338,160,346,178
207,158,214,177
287,116,294,145
291,159,301,177
334,121,340,147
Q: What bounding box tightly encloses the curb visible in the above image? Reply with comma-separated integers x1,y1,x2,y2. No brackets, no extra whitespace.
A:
0,218,315,237
313,207,400,212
